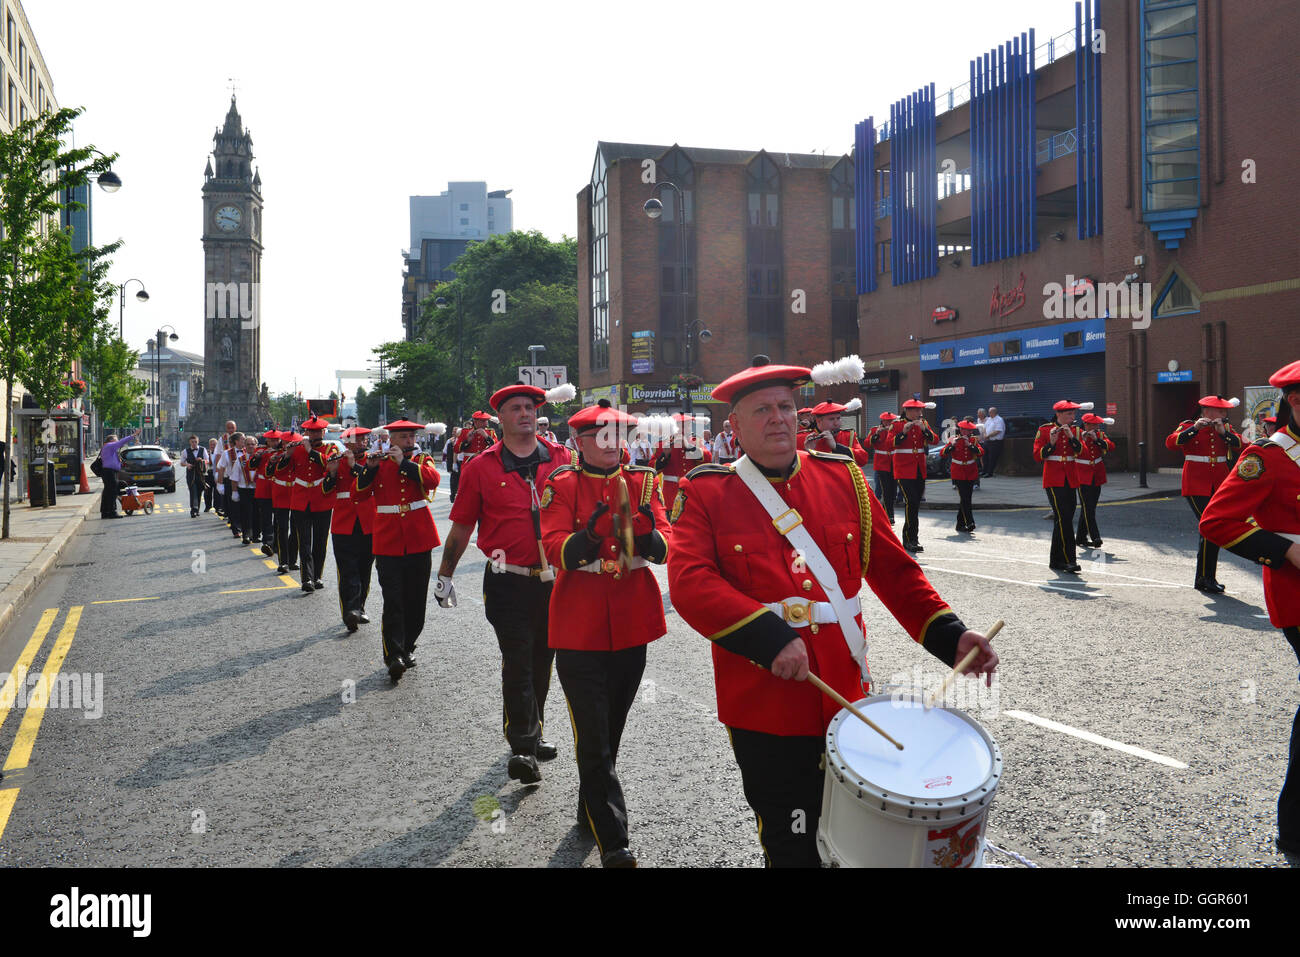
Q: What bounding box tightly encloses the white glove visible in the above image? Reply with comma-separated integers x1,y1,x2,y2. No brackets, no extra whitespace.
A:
231,488,240,502
434,575,457,608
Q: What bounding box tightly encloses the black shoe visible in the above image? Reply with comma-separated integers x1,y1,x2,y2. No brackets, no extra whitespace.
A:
276,565,288,574
242,538,250,546
388,658,406,683
903,542,918,553
232,529,241,538
1065,564,1082,573
601,848,637,868
507,754,542,785
358,612,370,624
344,610,360,633
535,739,558,762
301,583,314,594
401,653,417,669
1091,539,1103,548
288,563,300,571
1196,578,1226,593
191,510,198,518
261,543,274,556
968,524,976,532
913,543,924,552
312,580,324,590
102,513,122,519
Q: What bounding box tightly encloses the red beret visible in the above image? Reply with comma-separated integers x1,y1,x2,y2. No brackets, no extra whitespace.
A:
568,401,637,435
902,399,937,410
385,419,425,431
1051,400,1090,412
340,427,372,440
283,432,304,442
711,356,812,405
1268,360,1300,388
956,421,980,431
490,384,547,411
301,416,330,431
1196,395,1240,409
263,429,282,440
879,412,899,421
471,410,492,421
1263,415,1278,425
811,401,846,416
798,407,814,416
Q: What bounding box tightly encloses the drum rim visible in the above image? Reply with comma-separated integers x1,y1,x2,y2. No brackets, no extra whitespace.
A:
825,693,1003,810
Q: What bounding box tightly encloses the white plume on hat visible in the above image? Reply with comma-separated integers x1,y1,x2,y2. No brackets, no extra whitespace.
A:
1227,397,1241,408
428,422,447,436
636,414,676,441
811,354,866,387
1078,401,1095,411
1101,417,1115,426
545,382,577,404
843,397,862,413
489,415,500,425
924,401,937,410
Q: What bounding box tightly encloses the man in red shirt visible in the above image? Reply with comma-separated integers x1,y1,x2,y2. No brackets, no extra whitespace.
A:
891,399,938,553
1166,395,1243,592
798,400,870,468
1074,413,1116,549
354,419,441,682
251,431,279,552
941,421,984,532
1034,400,1089,573
865,411,899,525
324,426,376,633
267,430,301,576
540,400,671,867
667,356,998,867
436,384,577,785
276,416,335,593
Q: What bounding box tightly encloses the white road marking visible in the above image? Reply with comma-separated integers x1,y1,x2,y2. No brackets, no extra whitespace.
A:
929,547,1189,587
1002,709,1189,769
920,565,1109,596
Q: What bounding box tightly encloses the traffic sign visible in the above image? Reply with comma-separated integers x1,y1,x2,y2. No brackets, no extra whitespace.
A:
517,366,567,389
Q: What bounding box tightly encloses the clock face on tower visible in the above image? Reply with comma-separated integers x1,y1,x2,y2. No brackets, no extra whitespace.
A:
215,205,242,232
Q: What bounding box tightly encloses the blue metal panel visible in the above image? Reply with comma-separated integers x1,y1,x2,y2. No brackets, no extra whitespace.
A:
1029,27,1037,250
854,118,877,295
1090,0,1102,236
1075,1,1085,239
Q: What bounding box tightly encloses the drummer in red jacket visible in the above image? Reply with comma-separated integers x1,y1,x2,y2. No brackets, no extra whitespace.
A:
354,419,441,682
1034,400,1088,573
1074,413,1116,549
1165,394,1243,592
941,421,983,533
667,356,998,868
540,400,671,868
324,426,376,633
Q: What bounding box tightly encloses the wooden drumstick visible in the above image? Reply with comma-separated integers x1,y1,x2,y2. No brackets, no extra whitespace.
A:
925,619,1004,710
806,673,904,751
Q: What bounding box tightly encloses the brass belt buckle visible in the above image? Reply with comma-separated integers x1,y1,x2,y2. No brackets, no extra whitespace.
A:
782,599,812,625
600,558,619,576
398,501,410,514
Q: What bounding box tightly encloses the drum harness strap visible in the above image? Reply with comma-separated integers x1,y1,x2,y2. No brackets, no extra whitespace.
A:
733,455,868,683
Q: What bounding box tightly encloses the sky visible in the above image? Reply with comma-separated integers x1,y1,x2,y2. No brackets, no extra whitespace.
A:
28,0,1081,398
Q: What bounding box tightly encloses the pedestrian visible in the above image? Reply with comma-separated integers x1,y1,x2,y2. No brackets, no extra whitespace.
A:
435,383,577,784
666,356,998,867
324,427,376,633
800,400,870,468
1166,395,1243,592
1075,413,1116,549
180,435,208,517
203,437,219,512
355,419,441,682
224,432,255,544
891,399,938,553
1035,400,1088,573
983,406,1007,477
712,419,739,465
1199,359,1300,865
942,421,983,532
865,412,898,525
97,428,141,519
267,430,301,575
220,420,238,520
539,398,670,867
537,416,559,444
279,417,335,592
212,437,228,521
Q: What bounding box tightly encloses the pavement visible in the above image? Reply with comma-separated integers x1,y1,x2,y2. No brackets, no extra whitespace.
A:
0,478,103,642
916,470,1183,510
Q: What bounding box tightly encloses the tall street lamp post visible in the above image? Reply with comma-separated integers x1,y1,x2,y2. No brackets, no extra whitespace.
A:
117,278,149,339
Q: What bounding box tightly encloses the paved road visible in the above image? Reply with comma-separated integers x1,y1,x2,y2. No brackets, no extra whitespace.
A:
0,478,1294,867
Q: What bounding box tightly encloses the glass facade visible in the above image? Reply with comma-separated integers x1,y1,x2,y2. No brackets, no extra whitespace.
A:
589,152,609,372
657,147,695,368
1141,0,1199,212
746,153,783,361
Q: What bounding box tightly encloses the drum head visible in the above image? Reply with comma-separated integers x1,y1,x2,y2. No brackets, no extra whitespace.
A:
835,698,993,801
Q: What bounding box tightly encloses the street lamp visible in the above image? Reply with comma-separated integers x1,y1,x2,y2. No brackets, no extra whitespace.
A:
644,181,694,412
154,325,178,445
435,291,463,423
117,278,149,339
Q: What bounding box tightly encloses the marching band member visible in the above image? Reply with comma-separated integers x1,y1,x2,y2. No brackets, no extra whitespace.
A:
355,419,441,682
540,399,671,868
712,419,740,465
796,407,815,438
278,416,335,593
537,416,559,444
1035,400,1088,573
455,412,497,474
224,432,253,543
652,414,712,491
1199,359,1300,863
799,400,870,468
252,430,280,551
941,421,983,533
1166,395,1243,592
865,412,898,526
666,356,998,867
891,399,938,553
324,426,376,633
1074,413,1116,549
267,430,301,575
1262,414,1279,438
436,383,577,785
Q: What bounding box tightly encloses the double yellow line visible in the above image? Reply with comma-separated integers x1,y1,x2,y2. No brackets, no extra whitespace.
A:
0,605,84,842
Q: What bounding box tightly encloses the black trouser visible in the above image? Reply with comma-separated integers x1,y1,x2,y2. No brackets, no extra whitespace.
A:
186,471,203,513
1076,483,1102,543
293,507,332,583
954,479,975,529
728,727,825,868
221,483,232,519
333,522,374,621
203,473,214,510
449,467,459,502
1280,627,1300,853
100,468,119,517
484,567,555,756
1045,485,1078,567
558,644,647,856
1186,495,1220,584
273,506,297,567
897,477,924,545
984,439,1003,476
235,486,254,539
375,550,432,664
256,497,273,543
873,471,896,524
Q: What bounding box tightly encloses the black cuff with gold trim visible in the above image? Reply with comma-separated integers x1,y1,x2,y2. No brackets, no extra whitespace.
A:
322,473,338,493
1225,529,1292,567
716,611,799,670
561,533,600,570
635,530,668,563
920,612,967,668
357,465,380,491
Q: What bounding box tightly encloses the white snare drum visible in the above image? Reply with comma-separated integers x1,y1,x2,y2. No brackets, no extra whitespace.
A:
817,694,1002,868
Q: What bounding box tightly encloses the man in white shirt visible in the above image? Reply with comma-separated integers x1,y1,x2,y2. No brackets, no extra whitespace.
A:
712,420,739,464
982,407,1007,477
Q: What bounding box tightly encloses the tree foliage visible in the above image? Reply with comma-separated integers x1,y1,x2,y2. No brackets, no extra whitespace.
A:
82,320,147,431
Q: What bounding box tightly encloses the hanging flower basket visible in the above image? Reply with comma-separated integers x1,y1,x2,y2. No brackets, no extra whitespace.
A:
671,373,703,392
63,378,87,395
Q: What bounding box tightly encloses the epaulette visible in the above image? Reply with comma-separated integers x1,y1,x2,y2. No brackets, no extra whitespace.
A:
685,463,732,479
807,448,852,463
548,464,579,479
624,464,656,474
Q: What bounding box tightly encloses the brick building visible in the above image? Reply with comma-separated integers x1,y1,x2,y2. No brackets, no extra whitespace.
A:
576,142,864,423
851,0,1299,470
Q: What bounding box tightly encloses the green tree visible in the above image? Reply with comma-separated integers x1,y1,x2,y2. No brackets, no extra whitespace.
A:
353,385,381,428
267,391,302,430
1,107,118,533
82,320,147,435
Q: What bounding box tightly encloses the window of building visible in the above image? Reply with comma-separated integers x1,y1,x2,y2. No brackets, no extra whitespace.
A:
8,80,14,124
459,203,468,210
1141,0,1199,212
746,153,783,360
459,217,469,225
656,147,696,367
1153,271,1198,317
589,151,610,372
7,14,14,59
830,157,856,299
831,299,858,359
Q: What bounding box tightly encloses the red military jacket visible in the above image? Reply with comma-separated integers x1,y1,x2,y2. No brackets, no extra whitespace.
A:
278,442,334,512
252,446,274,499
1033,423,1082,488
941,436,984,481
798,428,870,468
653,439,713,488
865,425,895,473
890,418,938,479
666,450,966,736
456,427,497,468
1074,430,1116,486
268,450,293,509
1199,428,1300,627
540,463,671,651
354,452,441,556
1165,419,1242,496
325,460,376,536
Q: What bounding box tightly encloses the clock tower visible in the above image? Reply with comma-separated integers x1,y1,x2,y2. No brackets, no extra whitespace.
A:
192,96,267,438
